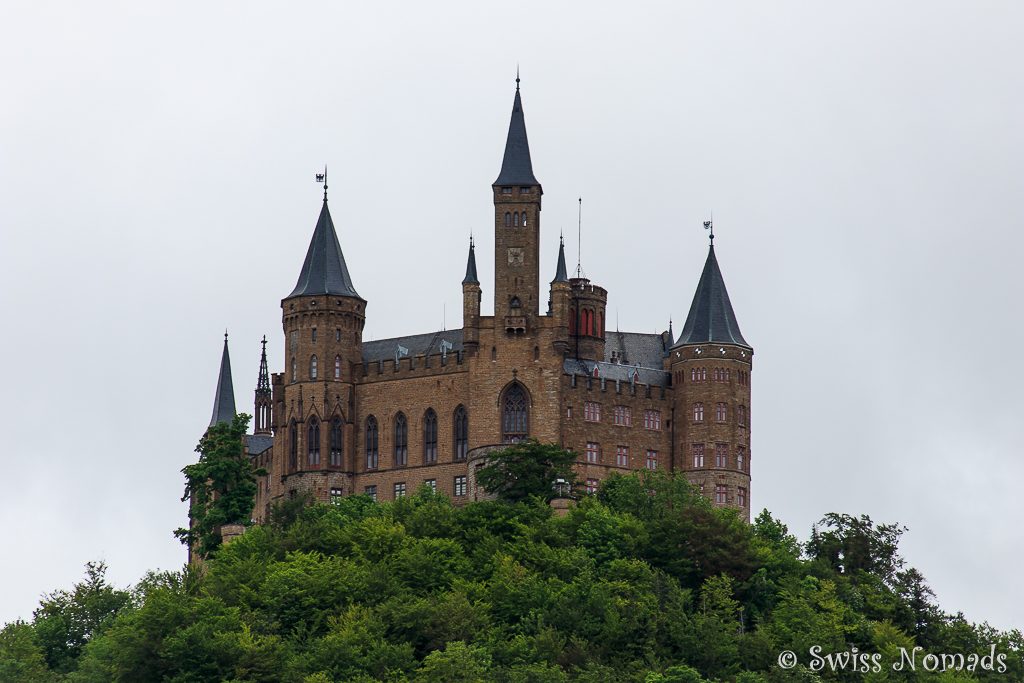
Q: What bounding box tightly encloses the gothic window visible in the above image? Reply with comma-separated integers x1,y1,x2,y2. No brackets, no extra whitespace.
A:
693,402,704,422
308,417,321,465
715,443,727,468
501,383,529,443
365,416,379,469
584,401,601,422
645,450,658,470
394,412,408,466
454,405,469,461
513,211,520,227
504,211,512,227
330,416,343,466
334,355,341,379
289,420,298,470
521,212,527,226
738,404,748,427
736,446,745,472
310,355,318,380
423,408,438,463
692,443,705,468
291,357,297,382
596,311,603,338
738,487,747,507
569,308,576,335
335,328,341,342
716,402,727,422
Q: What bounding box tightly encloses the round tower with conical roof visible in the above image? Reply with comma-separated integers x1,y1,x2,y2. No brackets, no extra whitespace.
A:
668,236,753,520
276,188,365,502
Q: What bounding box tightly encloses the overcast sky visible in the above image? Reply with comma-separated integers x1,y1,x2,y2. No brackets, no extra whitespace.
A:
1,2,1021,631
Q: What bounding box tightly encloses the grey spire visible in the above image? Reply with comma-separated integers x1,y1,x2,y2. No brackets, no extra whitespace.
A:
462,237,479,285
288,199,360,299
674,245,749,348
551,234,569,283
209,332,237,427
494,81,539,186
256,336,270,395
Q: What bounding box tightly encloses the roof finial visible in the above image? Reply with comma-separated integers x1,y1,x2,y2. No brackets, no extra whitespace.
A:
703,216,714,245
516,64,520,91
316,166,328,201
224,329,228,342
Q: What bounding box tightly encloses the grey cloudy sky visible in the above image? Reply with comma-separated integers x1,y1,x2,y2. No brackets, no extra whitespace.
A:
1,2,1021,630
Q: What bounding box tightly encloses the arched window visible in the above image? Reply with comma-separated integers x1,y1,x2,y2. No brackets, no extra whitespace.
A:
310,355,318,380
423,409,437,463
693,402,704,422
291,357,297,382
513,211,520,227
365,416,378,469
454,405,468,461
330,417,343,466
502,384,529,444
289,420,298,470
307,417,320,465
596,311,603,338
521,212,527,226
334,355,341,379
504,212,512,227
394,412,408,466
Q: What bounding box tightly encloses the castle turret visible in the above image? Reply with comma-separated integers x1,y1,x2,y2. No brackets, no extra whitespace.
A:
254,336,272,435
549,236,571,354
493,77,543,334
462,237,481,355
279,182,363,495
209,332,236,428
568,275,607,362
669,233,753,520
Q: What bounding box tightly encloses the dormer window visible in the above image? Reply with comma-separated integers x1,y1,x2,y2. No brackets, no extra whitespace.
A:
501,186,513,194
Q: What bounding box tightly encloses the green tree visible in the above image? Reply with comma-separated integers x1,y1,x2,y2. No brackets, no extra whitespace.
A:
476,440,579,503
31,561,130,675
174,413,263,559
0,621,56,682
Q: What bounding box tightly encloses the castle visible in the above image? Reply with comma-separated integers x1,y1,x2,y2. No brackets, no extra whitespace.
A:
203,80,754,523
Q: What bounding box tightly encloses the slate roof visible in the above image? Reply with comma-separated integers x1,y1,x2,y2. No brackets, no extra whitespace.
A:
564,358,670,388
209,336,237,427
462,240,479,285
246,434,273,455
362,330,464,363
288,200,361,299
494,86,539,186
603,331,671,368
674,245,749,348
551,237,569,283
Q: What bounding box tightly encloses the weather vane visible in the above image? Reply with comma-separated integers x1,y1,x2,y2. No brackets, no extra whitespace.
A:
316,166,327,200
703,218,714,244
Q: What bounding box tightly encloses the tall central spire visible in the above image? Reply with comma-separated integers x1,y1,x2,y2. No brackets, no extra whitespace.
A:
209,332,237,428
494,78,539,186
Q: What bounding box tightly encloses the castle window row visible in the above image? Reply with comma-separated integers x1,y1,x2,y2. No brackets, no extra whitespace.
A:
363,405,470,471
503,211,528,227
581,404,662,431
691,443,749,472
580,442,659,470
691,402,749,426
291,355,344,382
360,475,468,502
675,367,750,385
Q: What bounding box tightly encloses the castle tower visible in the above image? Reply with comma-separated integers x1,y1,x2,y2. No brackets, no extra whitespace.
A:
669,234,753,520
549,236,571,355
254,336,272,435
210,332,236,427
462,237,481,356
493,78,543,334
278,184,364,497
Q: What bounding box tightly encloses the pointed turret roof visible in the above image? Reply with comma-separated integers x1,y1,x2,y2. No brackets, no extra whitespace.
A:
462,237,479,285
209,333,237,427
494,80,539,186
674,245,749,348
288,199,361,299
256,336,270,395
551,235,569,283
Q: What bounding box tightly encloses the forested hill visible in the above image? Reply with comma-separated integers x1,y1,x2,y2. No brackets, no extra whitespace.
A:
2,472,1021,682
